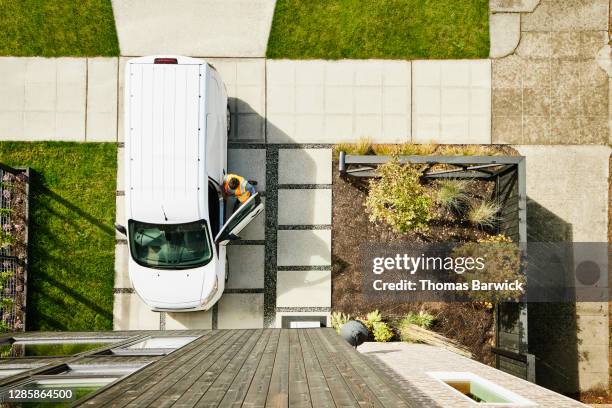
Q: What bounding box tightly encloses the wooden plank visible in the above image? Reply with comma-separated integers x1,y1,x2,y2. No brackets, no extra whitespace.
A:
110,331,228,407
127,330,240,407
83,330,222,406
297,329,335,408
305,329,359,408
288,330,312,408
172,330,256,408
217,329,272,407
242,329,281,408
320,329,416,408
312,330,383,408
194,329,269,408
265,329,289,408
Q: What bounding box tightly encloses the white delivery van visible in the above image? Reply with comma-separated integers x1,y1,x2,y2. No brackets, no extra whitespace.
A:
115,56,263,312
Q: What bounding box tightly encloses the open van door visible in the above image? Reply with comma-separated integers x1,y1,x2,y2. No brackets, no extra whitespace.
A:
214,193,263,245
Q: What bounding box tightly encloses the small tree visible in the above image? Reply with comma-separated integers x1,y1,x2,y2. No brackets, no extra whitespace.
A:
365,159,431,233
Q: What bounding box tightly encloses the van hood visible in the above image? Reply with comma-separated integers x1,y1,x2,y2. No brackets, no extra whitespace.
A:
128,258,218,309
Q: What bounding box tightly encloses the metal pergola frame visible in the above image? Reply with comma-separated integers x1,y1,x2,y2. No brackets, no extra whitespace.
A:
339,151,524,180
338,152,527,243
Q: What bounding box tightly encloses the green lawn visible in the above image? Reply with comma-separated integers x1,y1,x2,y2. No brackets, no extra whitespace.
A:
0,142,116,331
0,0,119,57
266,0,490,59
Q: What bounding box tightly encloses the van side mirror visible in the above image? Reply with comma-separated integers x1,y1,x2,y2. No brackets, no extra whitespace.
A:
114,223,127,236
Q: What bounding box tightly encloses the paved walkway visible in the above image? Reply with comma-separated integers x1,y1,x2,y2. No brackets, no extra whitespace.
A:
267,59,491,144
514,145,610,392
491,0,610,144
111,0,277,57
360,342,588,407
0,57,118,142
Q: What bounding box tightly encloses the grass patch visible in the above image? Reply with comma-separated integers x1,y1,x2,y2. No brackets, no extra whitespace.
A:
0,142,116,331
267,0,490,59
0,0,119,56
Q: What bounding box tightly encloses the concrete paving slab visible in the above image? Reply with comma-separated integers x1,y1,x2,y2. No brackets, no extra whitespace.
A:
208,58,265,142
493,30,609,144
0,57,87,141
278,149,332,185
165,310,212,329
114,243,131,289
86,58,118,142
277,230,331,266
490,0,540,12
117,57,129,143
490,13,521,58
412,60,491,144
111,0,276,57
228,148,266,191
278,189,332,225
238,197,265,240
514,145,609,242
266,60,411,143
113,293,160,330
514,144,610,392
117,147,125,192
227,245,265,289
276,270,331,308
217,293,264,329
115,195,124,224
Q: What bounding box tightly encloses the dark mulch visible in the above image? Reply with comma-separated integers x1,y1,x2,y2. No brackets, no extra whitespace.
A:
331,162,497,364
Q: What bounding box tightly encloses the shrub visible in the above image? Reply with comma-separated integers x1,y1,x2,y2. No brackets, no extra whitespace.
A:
372,321,394,342
452,234,524,303
436,180,469,212
333,138,372,159
466,199,500,229
399,311,436,330
438,145,503,156
331,311,351,333
395,143,438,156
365,159,432,233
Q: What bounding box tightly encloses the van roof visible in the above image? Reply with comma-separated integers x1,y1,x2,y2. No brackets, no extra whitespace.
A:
125,58,208,224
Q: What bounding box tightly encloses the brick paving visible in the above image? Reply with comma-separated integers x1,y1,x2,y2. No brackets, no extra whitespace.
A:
361,342,589,407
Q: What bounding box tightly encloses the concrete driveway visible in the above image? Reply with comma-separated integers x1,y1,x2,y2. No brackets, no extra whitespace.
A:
111,0,277,57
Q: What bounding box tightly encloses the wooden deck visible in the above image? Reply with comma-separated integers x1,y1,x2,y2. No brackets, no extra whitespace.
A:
79,329,419,407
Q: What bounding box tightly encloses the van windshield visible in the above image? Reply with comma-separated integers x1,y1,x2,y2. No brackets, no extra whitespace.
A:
128,220,213,269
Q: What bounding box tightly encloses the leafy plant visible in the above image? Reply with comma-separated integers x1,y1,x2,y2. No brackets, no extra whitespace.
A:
436,180,469,212
331,311,351,333
372,321,394,342
360,309,383,332
466,199,500,228
365,159,432,233
399,311,436,330
452,234,524,303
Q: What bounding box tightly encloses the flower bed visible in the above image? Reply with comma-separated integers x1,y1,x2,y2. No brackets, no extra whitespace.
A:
331,146,525,364
0,164,29,332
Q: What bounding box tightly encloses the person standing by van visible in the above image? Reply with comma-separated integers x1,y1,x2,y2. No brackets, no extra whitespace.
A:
223,174,257,210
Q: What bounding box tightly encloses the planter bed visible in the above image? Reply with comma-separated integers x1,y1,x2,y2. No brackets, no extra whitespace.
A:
0,164,29,332
331,147,525,364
